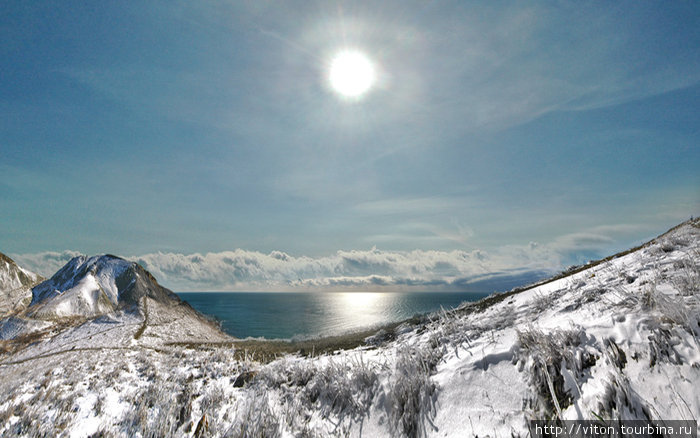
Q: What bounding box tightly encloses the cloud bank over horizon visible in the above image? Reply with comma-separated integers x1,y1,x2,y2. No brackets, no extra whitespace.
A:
11,227,634,292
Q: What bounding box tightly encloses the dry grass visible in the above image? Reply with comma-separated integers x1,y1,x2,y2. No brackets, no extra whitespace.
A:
516,327,594,419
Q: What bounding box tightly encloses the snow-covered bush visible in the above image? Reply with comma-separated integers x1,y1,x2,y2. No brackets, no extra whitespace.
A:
257,356,316,389
387,342,439,438
117,366,198,437
596,374,653,421
673,255,700,297
225,391,281,438
254,354,380,435
306,357,378,420
516,327,594,419
532,291,556,313
632,284,700,348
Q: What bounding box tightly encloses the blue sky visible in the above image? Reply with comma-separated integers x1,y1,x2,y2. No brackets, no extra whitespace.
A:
2,1,699,290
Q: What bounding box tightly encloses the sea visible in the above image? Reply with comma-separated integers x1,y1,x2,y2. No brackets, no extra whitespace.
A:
177,291,491,340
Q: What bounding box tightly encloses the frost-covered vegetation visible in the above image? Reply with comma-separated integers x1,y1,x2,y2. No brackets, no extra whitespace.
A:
0,220,698,437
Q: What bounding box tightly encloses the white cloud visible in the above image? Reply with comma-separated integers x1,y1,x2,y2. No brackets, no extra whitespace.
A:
11,245,558,292
10,222,649,291
133,247,556,291
11,250,82,279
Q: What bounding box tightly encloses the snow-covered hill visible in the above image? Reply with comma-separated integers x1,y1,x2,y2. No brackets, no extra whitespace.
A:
0,252,43,316
0,254,230,347
0,220,697,437
29,254,186,318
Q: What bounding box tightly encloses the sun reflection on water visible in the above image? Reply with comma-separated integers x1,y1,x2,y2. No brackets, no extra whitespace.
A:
317,292,398,335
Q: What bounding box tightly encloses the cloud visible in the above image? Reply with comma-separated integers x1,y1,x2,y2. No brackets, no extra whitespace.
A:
10,250,82,278
10,221,649,291
10,245,559,292
132,247,556,291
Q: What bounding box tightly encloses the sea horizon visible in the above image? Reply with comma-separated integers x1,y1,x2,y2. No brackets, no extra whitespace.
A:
177,290,491,340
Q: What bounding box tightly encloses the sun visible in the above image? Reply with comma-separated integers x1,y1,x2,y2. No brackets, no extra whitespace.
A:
328,50,375,98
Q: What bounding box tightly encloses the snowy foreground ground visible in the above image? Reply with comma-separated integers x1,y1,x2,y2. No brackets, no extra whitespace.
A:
0,221,699,437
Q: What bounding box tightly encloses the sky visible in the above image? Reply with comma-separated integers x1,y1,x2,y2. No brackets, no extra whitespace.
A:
2,1,699,291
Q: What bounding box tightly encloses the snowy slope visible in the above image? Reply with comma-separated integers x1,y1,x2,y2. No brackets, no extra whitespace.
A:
0,220,697,437
0,252,43,316
28,254,196,319
30,255,130,310
0,254,230,352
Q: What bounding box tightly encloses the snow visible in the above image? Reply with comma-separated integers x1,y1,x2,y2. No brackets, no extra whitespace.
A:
0,220,698,437
0,258,40,293
0,253,42,315
0,317,51,341
29,255,132,317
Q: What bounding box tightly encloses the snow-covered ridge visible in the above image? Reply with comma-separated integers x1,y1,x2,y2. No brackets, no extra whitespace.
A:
0,253,42,293
27,254,184,319
0,253,229,345
0,252,43,315
31,255,129,305
0,220,697,437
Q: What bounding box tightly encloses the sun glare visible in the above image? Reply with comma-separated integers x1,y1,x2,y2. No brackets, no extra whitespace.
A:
328,50,375,98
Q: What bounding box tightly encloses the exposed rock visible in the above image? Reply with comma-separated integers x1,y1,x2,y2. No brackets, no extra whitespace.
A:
0,252,44,315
